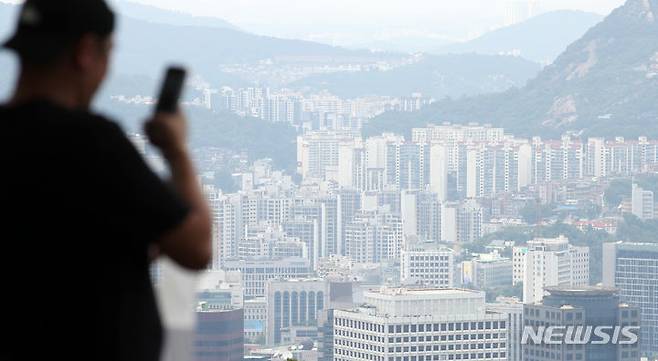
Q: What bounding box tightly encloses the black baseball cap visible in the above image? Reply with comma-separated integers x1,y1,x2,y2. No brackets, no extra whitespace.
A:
2,0,115,63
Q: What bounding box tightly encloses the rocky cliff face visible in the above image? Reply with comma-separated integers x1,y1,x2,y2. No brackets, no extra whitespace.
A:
526,0,658,132
365,0,658,138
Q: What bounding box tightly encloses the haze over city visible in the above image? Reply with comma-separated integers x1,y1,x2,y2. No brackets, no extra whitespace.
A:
1,0,658,360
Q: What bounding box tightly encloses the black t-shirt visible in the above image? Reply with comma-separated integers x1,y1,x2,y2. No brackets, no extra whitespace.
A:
0,100,189,361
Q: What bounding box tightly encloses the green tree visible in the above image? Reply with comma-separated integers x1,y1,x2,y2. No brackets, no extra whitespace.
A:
616,214,658,243
520,201,555,224
485,283,523,302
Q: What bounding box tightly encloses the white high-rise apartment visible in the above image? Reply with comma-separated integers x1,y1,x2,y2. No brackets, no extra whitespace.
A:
587,137,608,178
344,208,402,264
515,235,590,304
631,183,655,220
512,247,527,286
400,244,454,288
531,136,585,183
212,192,243,268
296,130,360,181
437,200,478,244
411,123,506,179
364,133,405,191
400,190,418,240
333,288,509,361
429,144,449,201
335,138,366,191
411,124,505,144
457,200,483,244
518,142,533,189
441,202,459,243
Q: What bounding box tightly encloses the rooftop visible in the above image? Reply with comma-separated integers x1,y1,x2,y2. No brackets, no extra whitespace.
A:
368,287,482,297
545,286,618,297
271,277,325,283
617,242,658,253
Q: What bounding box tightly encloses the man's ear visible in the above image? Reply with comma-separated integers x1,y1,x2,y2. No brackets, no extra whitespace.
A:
72,34,99,71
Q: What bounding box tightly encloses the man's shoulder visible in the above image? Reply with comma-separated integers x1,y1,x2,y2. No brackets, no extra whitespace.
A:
53,105,124,134
1,100,124,135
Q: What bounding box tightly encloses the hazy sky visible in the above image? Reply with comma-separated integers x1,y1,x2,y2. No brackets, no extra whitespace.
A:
1,0,629,44
0,0,628,26
127,0,625,26
120,0,626,42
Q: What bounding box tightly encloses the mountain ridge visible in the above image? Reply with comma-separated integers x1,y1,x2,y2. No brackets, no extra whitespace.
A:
291,53,541,99
434,10,603,64
365,0,658,139
112,0,241,31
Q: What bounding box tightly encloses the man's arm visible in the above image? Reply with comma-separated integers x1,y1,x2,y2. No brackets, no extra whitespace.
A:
144,111,212,270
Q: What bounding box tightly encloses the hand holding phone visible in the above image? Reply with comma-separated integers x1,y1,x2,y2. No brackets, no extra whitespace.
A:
155,67,187,114
145,66,189,159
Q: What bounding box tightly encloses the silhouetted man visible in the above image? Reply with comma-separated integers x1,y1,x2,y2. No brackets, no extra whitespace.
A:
0,0,212,360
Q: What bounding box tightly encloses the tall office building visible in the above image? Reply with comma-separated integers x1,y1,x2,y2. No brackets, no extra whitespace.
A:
319,196,340,257
337,189,362,256
333,288,509,361
195,306,244,361
266,278,330,345
486,298,523,361
515,236,590,304
603,242,658,357
400,244,454,287
522,287,640,361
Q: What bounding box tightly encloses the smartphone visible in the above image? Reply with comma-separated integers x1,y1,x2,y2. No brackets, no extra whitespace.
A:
155,66,187,114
